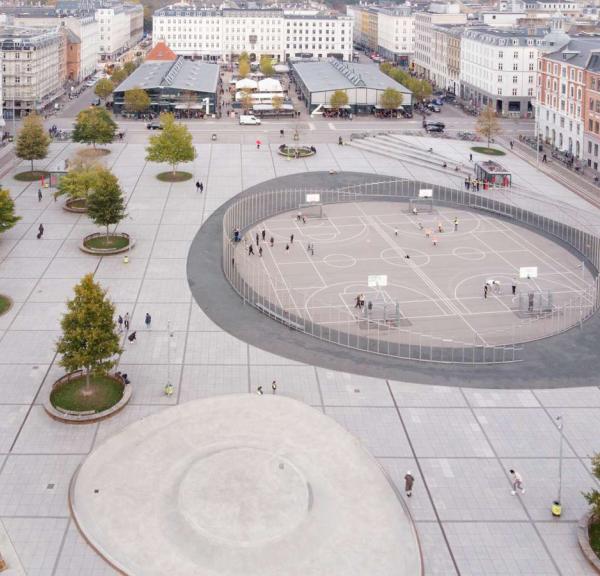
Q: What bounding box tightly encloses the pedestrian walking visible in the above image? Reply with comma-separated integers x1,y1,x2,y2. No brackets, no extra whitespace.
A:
37,224,44,239
117,315,123,333
476,180,480,192
256,139,261,149
464,178,469,190
261,228,266,241
196,180,201,192
145,313,152,329
469,153,473,162
432,236,438,247
257,385,264,395
272,380,277,393
542,153,547,163
394,227,398,236
259,246,263,257
248,244,254,256
199,182,204,193
454,217,458,231
256,232,260,246
512,279,517,295
404,471,415,497
285,243,290,252
280,129,284,137
290,233,294,244
164,383,174,396
124,312,130,331
127,331,137,344
484,284,488,299
270,236,274,247
510,140,514,150
509,469,525,495
38,189,42,202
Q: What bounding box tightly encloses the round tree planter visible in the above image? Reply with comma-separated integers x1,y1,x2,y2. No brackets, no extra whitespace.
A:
278,145,316,158
156,171,193,182
64,198,88,214
80,232,134,255
44,370,132,424
78,148,111,159
0,294,13,316
578,513,600,573
13,170,50,182
470,146,506,156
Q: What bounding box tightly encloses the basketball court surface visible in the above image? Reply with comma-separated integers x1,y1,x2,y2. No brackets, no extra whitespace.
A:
234,201,595,347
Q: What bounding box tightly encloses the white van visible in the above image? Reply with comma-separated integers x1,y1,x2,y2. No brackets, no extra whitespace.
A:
239,115,261,125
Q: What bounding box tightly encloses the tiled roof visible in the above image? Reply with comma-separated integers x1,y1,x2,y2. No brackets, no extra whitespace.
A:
146,41,177,62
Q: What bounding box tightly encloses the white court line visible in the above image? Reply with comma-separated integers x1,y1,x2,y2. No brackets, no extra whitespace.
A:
354,203,490,343
493,217,587,293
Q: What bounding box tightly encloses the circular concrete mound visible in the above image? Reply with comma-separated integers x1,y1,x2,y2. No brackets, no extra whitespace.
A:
70,395,422,576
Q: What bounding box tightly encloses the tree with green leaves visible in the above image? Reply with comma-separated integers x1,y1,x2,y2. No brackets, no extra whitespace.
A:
55,159,101,205
72,107,117,149
123,60,137,76
476,104,502,148
111,67,128,86
329,90,349,113
380,88,404,111
145,113,195,176
86,168,127,244
124,88,151,114
56,273,121,393
259,55,274,77
272,95,284,111
238,58,251,79
0,188,20,233
584,453,600,520
15,113,51,172
241,90,253,113
94,78,114,102
407,78,432,103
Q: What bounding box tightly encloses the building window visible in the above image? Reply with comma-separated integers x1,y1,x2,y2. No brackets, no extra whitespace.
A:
498,88,502,95
498,63,503,70
513,76,518,83
514,51,518,58
512,88,517,96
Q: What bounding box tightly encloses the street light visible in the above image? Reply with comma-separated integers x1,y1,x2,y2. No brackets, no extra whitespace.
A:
552,415,564,517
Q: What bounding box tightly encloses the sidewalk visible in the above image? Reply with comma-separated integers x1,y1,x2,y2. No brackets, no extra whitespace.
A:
507,136,600,208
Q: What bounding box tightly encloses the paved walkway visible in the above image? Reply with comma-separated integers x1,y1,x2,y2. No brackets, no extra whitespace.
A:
0,139,598,575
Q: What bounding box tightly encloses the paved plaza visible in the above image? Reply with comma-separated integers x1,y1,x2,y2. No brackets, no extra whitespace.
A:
0,136,599,575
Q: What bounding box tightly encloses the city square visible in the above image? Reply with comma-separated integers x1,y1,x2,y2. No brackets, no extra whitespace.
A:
0,125,598,574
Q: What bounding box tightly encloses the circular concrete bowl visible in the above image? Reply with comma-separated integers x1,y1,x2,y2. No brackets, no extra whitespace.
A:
64,197,88,213
278,145,315,158
80,232,134,255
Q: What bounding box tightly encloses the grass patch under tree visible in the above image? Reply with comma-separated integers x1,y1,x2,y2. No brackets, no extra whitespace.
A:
77,148,111,158
471,146,506,156
156,171,193,182
590,521,600,558
50,374,124,413
84,234,129,250
14,170,50,182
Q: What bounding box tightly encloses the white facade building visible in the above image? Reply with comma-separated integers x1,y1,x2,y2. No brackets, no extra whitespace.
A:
152,6,353,62
460,27,545,117
376,7,414,65
414,3,466,80
0,26,64,118
96,4,131,61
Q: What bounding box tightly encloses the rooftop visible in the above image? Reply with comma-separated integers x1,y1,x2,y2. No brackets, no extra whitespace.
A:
544,37,600,66
145,40,177,62
114,56,219,94
291,58,412,94
463,25,548,45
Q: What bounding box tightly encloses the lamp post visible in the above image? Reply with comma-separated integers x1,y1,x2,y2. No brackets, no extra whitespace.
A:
552,415,564,517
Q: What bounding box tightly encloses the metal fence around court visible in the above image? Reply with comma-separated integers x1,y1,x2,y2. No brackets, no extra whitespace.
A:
222,179,600,364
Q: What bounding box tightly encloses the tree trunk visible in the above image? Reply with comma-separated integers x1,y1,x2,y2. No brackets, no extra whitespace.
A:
30,159,34,172
172,163,176,176
85,367,91,393
106,225,110,246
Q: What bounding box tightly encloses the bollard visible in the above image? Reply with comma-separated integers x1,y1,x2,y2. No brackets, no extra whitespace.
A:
551,500,562,517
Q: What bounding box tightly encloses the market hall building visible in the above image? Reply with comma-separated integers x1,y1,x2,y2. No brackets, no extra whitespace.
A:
112,56,220,116
290,58,412,114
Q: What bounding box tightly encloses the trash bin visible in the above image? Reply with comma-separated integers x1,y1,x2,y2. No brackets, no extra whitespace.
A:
551,500,562,517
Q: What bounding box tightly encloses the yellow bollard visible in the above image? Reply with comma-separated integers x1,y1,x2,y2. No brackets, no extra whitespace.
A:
551,501,562,517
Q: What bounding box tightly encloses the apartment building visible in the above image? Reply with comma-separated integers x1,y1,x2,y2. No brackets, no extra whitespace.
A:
460,27,545,117
585,55,600,172
376,7,414,65
430,23,463,94
124,3,144,46
96,3,134,61
152,6,353,62
0,8,99,81
538,37,599,158
414,4,466,80
0,26,64,118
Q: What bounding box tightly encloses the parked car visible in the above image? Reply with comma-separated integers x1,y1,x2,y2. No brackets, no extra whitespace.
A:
427,121,445,129
427,104,441,113
425,124,444,133
146,122,163,130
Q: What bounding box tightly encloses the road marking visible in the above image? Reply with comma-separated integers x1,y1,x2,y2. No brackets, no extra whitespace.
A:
328,122,336,131
308,122,315,131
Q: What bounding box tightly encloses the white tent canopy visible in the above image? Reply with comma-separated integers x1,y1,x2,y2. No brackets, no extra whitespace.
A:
274,64,289,73
235,78,258,90
258,78,283,92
